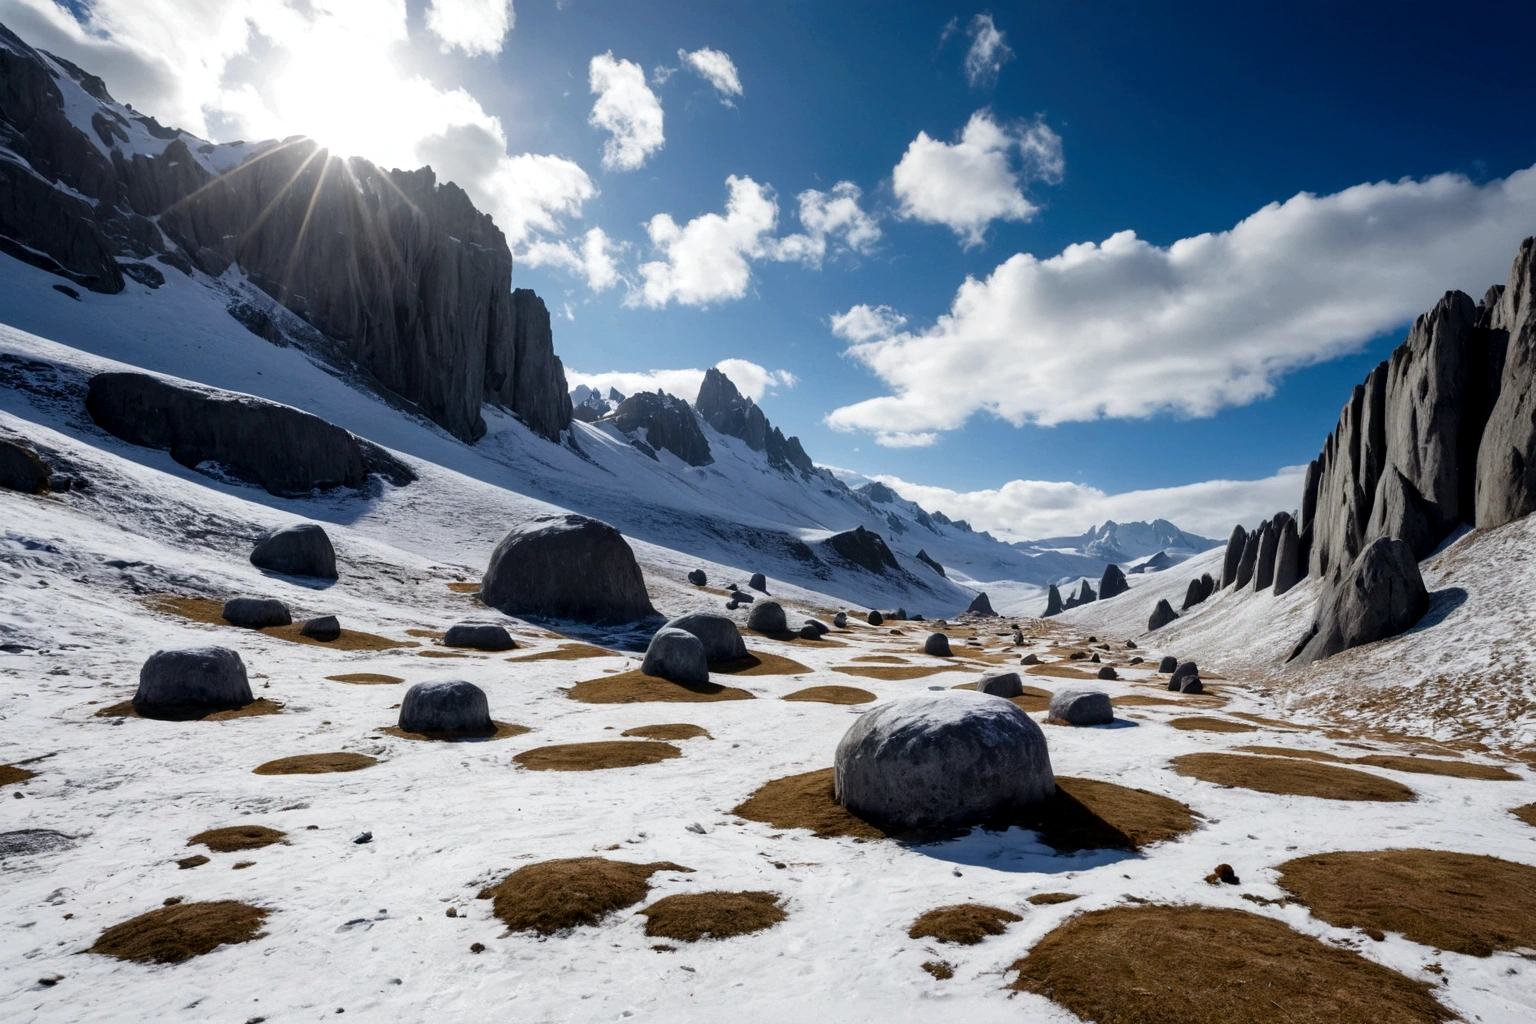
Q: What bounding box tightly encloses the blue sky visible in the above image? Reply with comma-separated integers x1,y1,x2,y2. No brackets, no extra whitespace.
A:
8,0,1536,537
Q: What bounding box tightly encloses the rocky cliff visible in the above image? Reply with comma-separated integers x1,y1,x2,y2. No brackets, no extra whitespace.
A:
695,368,815,473
0,22,570,443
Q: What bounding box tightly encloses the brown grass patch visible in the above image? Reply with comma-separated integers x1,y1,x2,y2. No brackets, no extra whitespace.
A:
507,643,616,662
1027,892,1079,906
922,960,954,980
732,768,891,839
782,685,876,705
96,698,284,722
639,891,786,941
1168,717,1258,734
1,764,37,787
711,651,813,676
513,741,681,771
189,826,286,852
1351,755,1520,780
326,673,403,685
478,857,691,934
177,854,209,869
1513,803,1536,827
252,752,378,775
1171,753,1414,801
568,669,755,704
622,724,711,741
149,596,411,650
1227,712,1305,731
89,901,269,964
447,582,481,593
1025,663,1101,680
1111,695,1185,707
850,655,907,664
1234,745,1344,762
380,721,530,742
1278,849,1536,957
1009,905,1449,1023
908,904,1022,944
417,650,471,659
830,663,970,681
406,628,444,639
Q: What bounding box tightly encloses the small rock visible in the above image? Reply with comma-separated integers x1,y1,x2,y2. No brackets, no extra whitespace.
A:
832,612,848,628
687,569,707,586
1096,666,1117,680
1020,653,1041,665
221,597,292,629
446,907,458,918
353,832,372,845
1213,863,1240,885
469,942,485,954
300,615,341,641
798,623,821,640
804,618,831,636
1169,662,1199,692
867,610,884,626
1148,599,1179,631
923,632,952,657
1125,640,1137,648
443,623,516,651
1129,657,1143,665
641,627,709,684
0,438,49,494
685,822,707,834
1179,678,1204,694
1090,653,1101,663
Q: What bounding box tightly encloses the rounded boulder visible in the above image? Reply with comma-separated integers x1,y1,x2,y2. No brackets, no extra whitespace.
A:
640,627,709,685
867,610,884,626
479,513,655,624
250,523,337,580
1168,661,1199,692
976,670,1024,699
687,569,707,586
663,613,746,661
221,597,291,629
300,615,340,641
444,623,517,651
1096,665,1118,680
399,680,494,736
135,647,252,709
833,612,848,628
747,600,788,634
1048,688,1113,726
834,691,1055,832
1157,655,1178,673
748,572,768,592
923,632,952,657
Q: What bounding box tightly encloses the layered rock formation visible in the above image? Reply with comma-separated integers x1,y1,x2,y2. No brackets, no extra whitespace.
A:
0,25,570,443
610,392,713,466
822,526,899,574
695,368,814,473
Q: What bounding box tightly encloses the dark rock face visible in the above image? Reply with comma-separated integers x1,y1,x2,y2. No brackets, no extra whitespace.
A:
1252,517,1281,591
610,392,712,466
1181,577,1209,611
1476,239,1536,529
687,569,707,586
480,514,655,624
976,670,1023,699
860,481,897,504
398,680,494,736
1220,525,1247,588
663,613,746,662
1148,599,1178,631
1273,516,1303,595
1234,527,1261,589
0,27,570,443
86,372,413,496
824,526,899,574
923,632,952,657
694,368,813,473
300,616,340,641
220,598,291,629
1048,688,1112,726
833,691,1054,832
251,524,337,580
135,647,251,709
1043,584,1063,617
0,438,49,493
1289,537,1429,666
965,592,995,616
444,623,517,651
747,600,788,634
1098,563,1129,600
641,627,709,684
915,549,945,576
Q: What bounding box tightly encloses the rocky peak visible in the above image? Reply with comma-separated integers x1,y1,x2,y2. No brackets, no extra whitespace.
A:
694,367,814,474
858,481,897,503
610,392,713,467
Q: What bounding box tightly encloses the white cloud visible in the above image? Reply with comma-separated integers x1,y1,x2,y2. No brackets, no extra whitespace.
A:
829,304,907,343
520,227,622,291
425,0,513,56
963,12,1013,87
794,182,882,261
892,110,1063,246
828,164,1536,445
678,46,742,101
588,52,664,171
566,358,797,405
839,465,1308,542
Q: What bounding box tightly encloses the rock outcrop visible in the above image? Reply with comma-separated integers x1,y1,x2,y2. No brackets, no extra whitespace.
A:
610,392,712,466
1288,538,1428,666
915,549,945,576
1220,525,1246,588
86,371,413,495
965,592,995,616
1252,516,1282,591
694,368,814,473
1181,576,1212,611
1273,517,1303,595
1148,599,1178,631
1098,563,1129,600
0,438,50,493
1043,584,1063,617
1476,239,1536,529
480,514,655,624
823,526,898,573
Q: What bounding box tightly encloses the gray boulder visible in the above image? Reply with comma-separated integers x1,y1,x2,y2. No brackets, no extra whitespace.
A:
134,647,252,709
251,523,337,580
1157,655,1177,672
399,680,494,736
1043,584,1063,617
833,691,1055,832
923,632,952,657
0,439,49,494
976,670,1024,699
663,613,747,661
833,612,848,628
1220,524,1247,588
867,609,884,625
640,627,709,684
480,513,655,624
444,623,517,651
1148,599,1178,631
300,615,340,641
1169,662,1199,692
1048,688,1113,726
805,618,831,636
1289,537,1429,666
747,600,788,634
1097,665,1118,680
687,569,707,586
1181,577,1208,611
221,597,291,629
1098,563,1130,600
748,572,768,592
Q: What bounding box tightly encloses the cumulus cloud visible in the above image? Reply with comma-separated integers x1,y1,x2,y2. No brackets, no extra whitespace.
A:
832,465,1309,542
566,358,797,405
589,52,665,171
892,110,1063,246
829,303,907,343
828,164,1536,445
678,46,743,101
425,0,513,56
963,13,1013,87
519,227,622,291
633,176,879,308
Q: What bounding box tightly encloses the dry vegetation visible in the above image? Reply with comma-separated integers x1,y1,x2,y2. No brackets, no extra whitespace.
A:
478,857,691,934
907,904,1022,944
731,768,891,840
1513,803,1536,827
621,724,711,741
710,651,813,676
325,673,402,685
512,741,682,771
89,901,270,964
380,721,530,742
96,698,285,722
829,663,969,681
1026,892,1079,906
568,670,755,704
1,764,37,787
188,826,286,852
150,595,410,650
1171,753,1415,801
1350,754,1521,780
1167,717,1258,733
639,891,786,941
252,752,378,775
781,685,876,705
506,643,617,662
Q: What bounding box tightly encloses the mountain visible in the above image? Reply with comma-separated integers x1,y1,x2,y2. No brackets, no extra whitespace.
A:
1028,519,1221,563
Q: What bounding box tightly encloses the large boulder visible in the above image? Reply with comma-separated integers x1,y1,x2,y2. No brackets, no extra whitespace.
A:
1157,656,1178,673
480,513,655,624
976,670,1024,699
867,609,884,626
1180,577,1208,611
1220,524,1247,588
923,632,952,657
398,680,494,736
1048,688,1113,726
1098,564,1129,600
1043,584,1063,617
965,592,995,616
824,526,899,573
640,627,709,684
250,523,337,580
746,601,788,634
663,613,747,661
221,597,291,629
833,691,1055,832
1289,537,1429,666
85,372,413,496
134,647,252,710
1148,599,1178,631
0,439,49,494
1477,239,1536,530
444,623,516,651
